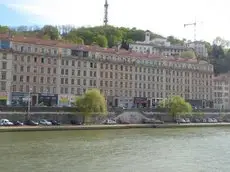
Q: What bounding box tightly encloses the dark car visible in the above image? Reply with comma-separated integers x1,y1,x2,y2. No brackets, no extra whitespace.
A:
24,120,39,126
70,120,82,125
13,121,24,126
50,120,61,125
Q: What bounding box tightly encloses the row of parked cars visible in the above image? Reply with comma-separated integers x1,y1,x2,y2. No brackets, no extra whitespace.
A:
177,118,220,123
0,119,61,126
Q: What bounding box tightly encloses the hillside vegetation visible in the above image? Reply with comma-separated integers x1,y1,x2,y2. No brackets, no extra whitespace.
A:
0,24,230,75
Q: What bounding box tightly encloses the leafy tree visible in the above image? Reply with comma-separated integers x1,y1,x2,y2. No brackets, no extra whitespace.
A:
41,25,60,40
0,25,9,33
75,89,107,123
158,96,192,119
180,50,196,58
94,35,108,47
167,36,184,45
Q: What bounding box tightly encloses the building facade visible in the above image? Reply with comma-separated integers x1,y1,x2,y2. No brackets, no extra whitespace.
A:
213,75,230,109
0,34,214,108
186,41,208,58
129,31,191,56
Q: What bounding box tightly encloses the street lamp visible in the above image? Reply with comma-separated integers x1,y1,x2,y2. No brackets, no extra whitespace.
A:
27,88,32,120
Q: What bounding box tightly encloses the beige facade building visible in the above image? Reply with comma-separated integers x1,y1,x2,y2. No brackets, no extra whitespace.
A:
213,74,230,109
0,34,214,108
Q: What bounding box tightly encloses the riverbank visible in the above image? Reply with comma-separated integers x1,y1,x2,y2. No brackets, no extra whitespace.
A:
1,123,230,132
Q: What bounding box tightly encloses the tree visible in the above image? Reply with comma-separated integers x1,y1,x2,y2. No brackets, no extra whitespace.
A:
158,96,192,119
94,35,108,47
75,89,107,123
180,50,196,58
0,25,9,33
167,36,184,45
41,25,60,40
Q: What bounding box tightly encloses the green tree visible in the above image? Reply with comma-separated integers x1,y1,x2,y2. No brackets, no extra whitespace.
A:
158,96,192,119
75,89,107,123
41,25,60,40
167,36,184,45
180,50,196,58
94,35,108,47
0,25,9,33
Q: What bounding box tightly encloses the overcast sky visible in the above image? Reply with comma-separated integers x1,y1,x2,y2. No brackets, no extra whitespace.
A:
0,0,229,42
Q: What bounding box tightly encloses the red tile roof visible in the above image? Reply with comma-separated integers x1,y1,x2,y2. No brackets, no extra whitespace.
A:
0,34,199,63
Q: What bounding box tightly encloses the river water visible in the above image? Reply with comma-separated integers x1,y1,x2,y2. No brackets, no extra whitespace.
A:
0,127,230,172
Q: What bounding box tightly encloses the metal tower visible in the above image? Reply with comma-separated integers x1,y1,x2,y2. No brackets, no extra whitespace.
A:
104,0,109,26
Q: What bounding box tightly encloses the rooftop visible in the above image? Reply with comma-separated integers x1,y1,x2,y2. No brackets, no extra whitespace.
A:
0,34,201,63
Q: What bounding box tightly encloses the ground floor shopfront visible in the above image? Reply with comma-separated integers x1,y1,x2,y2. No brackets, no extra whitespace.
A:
0,92,7,106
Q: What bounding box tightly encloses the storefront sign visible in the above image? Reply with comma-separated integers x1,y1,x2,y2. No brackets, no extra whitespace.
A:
0,92,7,100
134,97,147,104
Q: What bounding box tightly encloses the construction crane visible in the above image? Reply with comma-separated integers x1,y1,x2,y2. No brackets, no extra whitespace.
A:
184,21,197,42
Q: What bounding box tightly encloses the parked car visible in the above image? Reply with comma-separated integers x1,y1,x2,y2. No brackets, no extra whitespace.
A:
70,120,82,125
39,119,52,126
176,118,186,123
154,120,164,124
185,118,191,123
102,119,116,125
207,118,213,123
194,119,201,123
212,118,218,123
24,120,39,126
50,120,61,125
13,121,24,126
0,119,13,126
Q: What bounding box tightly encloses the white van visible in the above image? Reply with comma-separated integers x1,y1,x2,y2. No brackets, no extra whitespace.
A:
0,119,13,126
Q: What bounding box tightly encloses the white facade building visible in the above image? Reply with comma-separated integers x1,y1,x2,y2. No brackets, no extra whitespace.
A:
186,41,208,58
130,30,191,57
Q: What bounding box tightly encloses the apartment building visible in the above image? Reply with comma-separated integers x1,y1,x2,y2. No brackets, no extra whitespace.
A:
129,31,191,56
213,74,230,109
186,41,208,58
0,34,214,108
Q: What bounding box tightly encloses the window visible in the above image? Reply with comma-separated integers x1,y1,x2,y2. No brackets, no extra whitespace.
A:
53,78,56,84
2,53,7,59
65,69,68,75
12,85,16,92
72,60,75,66
27,66,30,72
21,56,24,62
41,58,44,63
41,67,44,73
71,79,74,85
53,68,56,74
19,85,23,92
61,78,64,84
27,56,30,63
48,58,51,64
40,77,44,83
48,68,51,74
34,57,37,62
13,75,17,81
20,66,24,72
19,75,24,82
72,70,75,76
33,76,37,82
61,69,64,75
1,71,6,80
47,77,50,84
65,78,68,84
2,62,7,69
53,59,57,65
66,60,69,66
26,76,30,82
